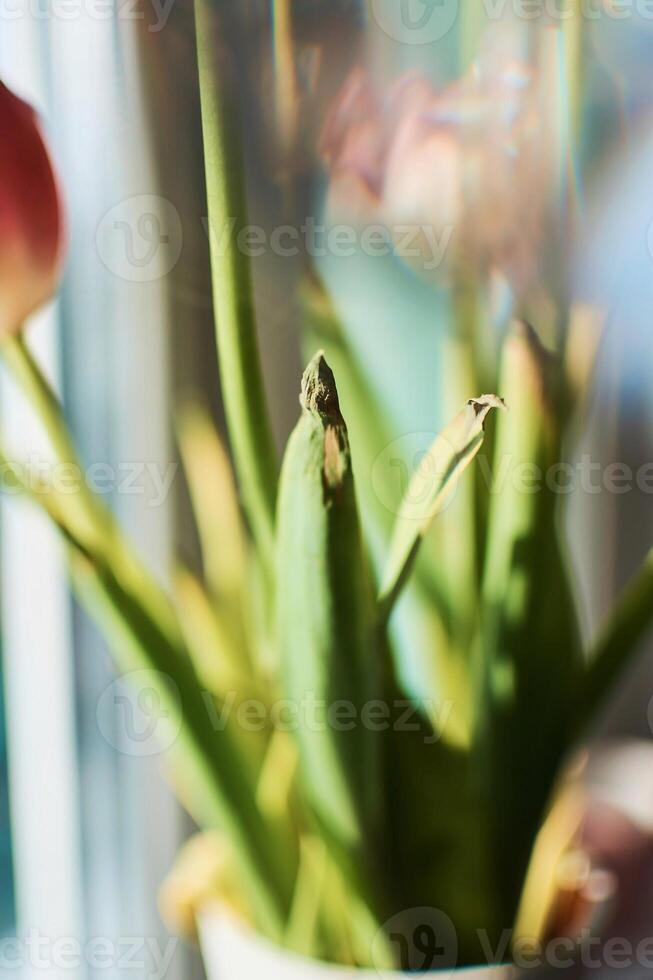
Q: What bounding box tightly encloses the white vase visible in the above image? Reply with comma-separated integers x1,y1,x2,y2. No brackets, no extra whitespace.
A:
198,908,514,980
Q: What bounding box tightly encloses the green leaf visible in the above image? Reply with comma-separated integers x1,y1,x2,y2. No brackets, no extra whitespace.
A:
0,449,297,941
382,699,498,964
172,566,256,699
2,336,181,643
476,320,583,925
70,550,295,938
284,836,329,959
301,279,471,740
256,729,299,821
584,547,653,723
275,352,382,903
176,404,247,603
378,395,505,620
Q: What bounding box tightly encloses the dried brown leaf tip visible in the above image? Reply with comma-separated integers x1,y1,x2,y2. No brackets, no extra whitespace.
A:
300,351,344,425
467,393,508,425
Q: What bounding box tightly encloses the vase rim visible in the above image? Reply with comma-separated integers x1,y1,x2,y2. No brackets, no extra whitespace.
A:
198,905,513,978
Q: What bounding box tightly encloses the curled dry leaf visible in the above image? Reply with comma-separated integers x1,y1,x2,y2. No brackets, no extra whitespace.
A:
379,394,506,618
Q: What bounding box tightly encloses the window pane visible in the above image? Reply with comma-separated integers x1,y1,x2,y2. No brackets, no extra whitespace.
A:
0,657,15,936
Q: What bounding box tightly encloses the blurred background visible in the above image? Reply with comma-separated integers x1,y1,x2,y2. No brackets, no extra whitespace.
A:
2,1,653,978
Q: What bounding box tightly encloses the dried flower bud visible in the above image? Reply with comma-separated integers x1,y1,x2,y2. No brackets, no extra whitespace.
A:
0,81,65,335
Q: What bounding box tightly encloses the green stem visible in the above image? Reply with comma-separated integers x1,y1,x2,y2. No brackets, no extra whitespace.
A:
4,337,87,491
459,1,486,71
272,0,297,161
2,335,181,639
583,548,653,726
194,0,278,568
563,1,585,152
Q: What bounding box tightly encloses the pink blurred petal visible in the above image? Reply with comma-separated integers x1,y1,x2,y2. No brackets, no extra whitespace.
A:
320,69,387,203
320,26,561,290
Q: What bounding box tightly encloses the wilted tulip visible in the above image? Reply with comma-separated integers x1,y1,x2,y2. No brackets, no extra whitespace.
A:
0,81,64,335
320,27,560,291
320,69,389,224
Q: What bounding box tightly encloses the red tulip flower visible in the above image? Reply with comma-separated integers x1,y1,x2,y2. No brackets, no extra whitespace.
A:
0,80,64,335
